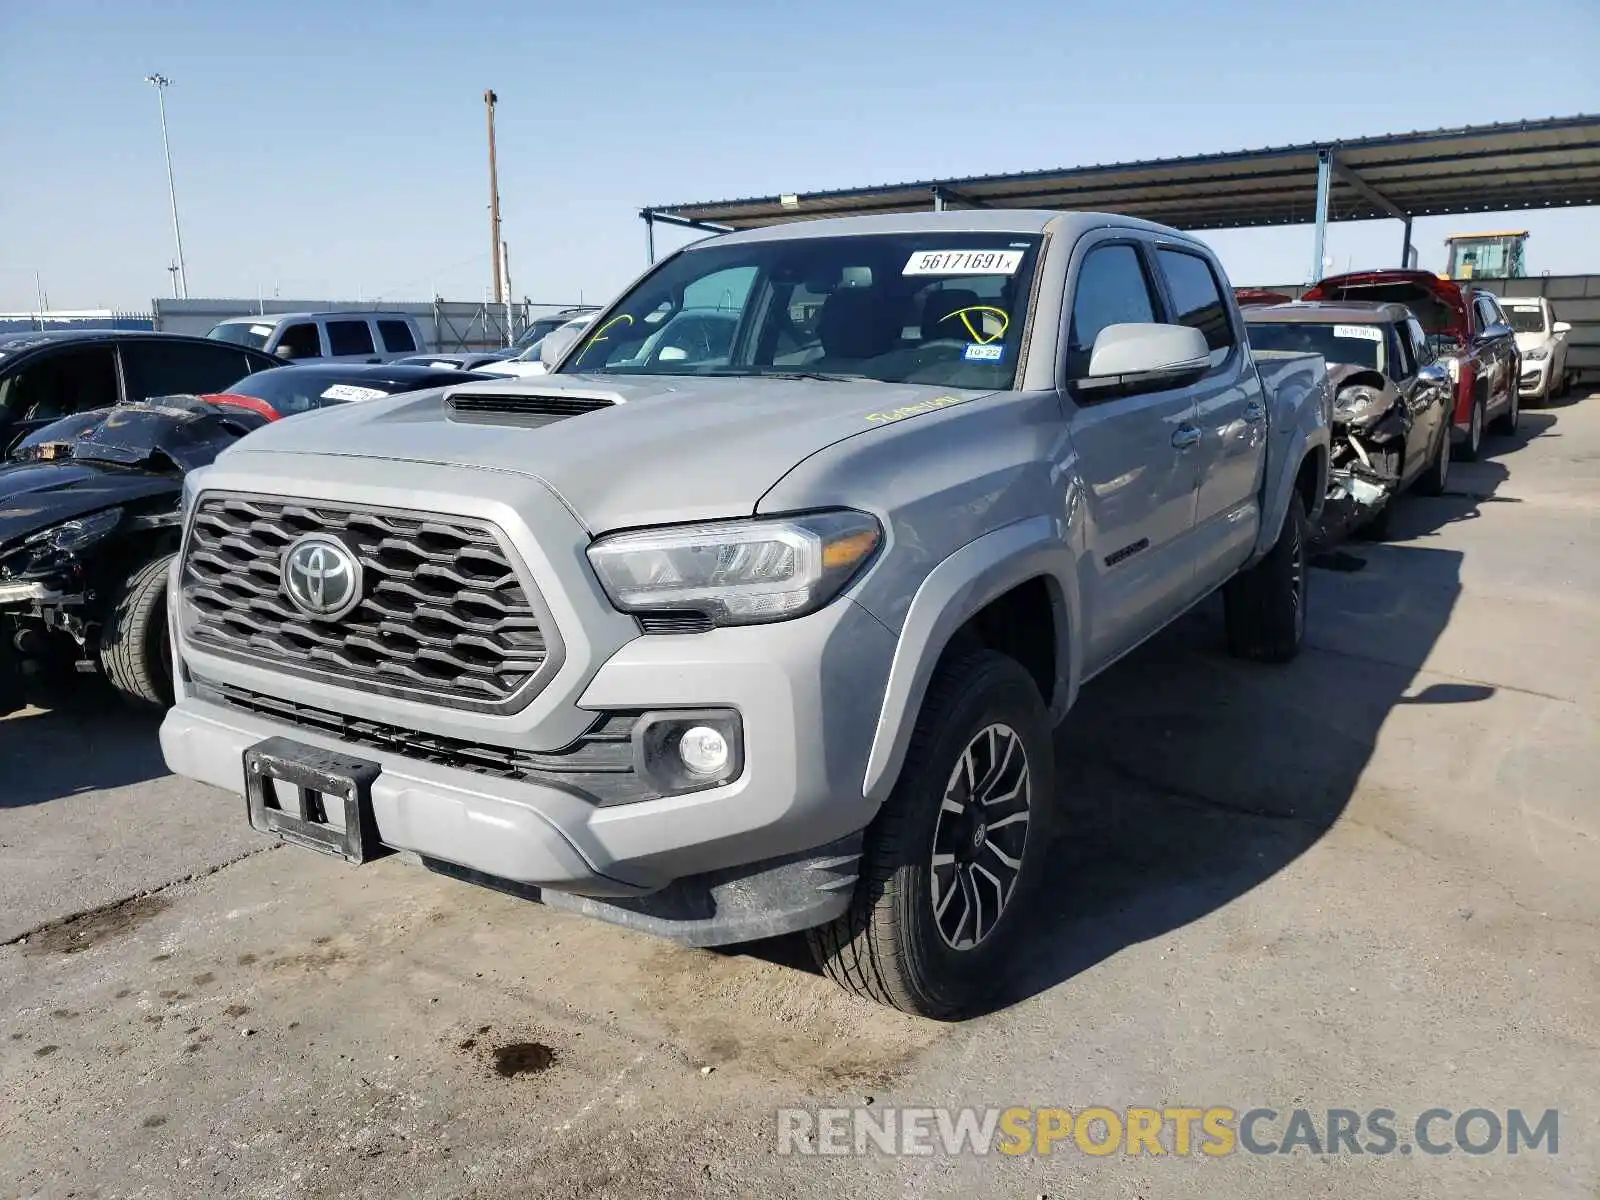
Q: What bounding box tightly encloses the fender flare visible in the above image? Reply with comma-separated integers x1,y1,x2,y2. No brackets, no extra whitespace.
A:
1253,429,1328,561
861,515,1077,803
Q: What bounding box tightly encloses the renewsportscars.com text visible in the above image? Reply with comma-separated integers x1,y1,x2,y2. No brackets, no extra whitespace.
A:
776,1106,1559,1158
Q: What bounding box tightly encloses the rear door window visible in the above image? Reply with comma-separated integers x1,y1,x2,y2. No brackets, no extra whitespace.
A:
1066,243,1160,379
327,320,376,356
376,320,416,353
121,340,264,400
278,323,323,359
1156,249,1235,366
0,344,120,425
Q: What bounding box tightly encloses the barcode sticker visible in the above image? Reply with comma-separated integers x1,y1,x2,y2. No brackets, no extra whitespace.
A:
903,249,1024,276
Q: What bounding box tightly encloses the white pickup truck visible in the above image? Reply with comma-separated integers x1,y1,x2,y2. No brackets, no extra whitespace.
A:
162,211,1330,1018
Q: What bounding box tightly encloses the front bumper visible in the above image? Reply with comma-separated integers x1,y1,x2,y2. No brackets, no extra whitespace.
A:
162,593,896,937
1519,361,1552,397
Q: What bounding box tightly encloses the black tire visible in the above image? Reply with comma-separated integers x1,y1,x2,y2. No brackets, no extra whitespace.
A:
98,553,175,708
1492,381,1520,436
1415,419,1451,497
1224,491,1308,664
807,648,1053,1020
1455,391,1485,461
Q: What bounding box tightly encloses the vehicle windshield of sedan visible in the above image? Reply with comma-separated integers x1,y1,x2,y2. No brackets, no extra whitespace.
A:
1504,306,1547,335
558,233,1044,389
1248,320,1386,372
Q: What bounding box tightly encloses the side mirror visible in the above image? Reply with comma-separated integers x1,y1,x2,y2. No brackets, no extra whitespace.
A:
1417,361,1450,388
274,345,296,360
1075,323,1210,397
1479,322,1513,343
539,325,583,370
1553,320,1572,334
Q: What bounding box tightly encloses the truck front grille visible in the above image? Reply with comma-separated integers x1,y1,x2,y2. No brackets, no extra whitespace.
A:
181,495,556,712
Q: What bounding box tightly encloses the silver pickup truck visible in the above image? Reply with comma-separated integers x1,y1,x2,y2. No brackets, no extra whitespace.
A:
161,211,1329,1018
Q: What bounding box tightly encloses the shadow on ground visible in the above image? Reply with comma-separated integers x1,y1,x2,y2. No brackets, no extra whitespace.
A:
0,682,168,806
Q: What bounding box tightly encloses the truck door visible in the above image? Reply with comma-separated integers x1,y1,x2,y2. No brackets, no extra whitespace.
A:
1152,245,1264,597
1059,237,1203,678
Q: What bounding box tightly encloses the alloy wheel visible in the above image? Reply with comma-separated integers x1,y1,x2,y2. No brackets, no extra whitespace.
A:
930,723,1032,951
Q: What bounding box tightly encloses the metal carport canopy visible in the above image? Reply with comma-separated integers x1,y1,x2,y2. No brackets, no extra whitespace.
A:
642,115,1600,263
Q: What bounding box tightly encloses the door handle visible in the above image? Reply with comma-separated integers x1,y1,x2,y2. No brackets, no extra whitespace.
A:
1172,424,1202,450
1243,400,1266,423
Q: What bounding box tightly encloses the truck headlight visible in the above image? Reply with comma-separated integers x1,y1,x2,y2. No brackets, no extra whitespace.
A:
1333,385,1387,424
587,510,882,626
1524,346,1549,362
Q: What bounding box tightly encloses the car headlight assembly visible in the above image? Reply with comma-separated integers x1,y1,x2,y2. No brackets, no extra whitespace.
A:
1445,357,1460,384
22,506,124,554
1333,385,1387,425
1524,346,1549,362
588,510,882,626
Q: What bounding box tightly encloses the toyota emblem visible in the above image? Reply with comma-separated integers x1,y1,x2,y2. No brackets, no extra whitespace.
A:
281,535,363,620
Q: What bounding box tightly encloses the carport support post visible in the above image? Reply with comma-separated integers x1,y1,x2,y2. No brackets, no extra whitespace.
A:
1310,148,1333,284
644,211,656,264
1400,216,1414,269
931,186,945,212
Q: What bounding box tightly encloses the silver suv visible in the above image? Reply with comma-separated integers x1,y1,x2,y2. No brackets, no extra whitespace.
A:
163,211,1330,1018
207,311,427,364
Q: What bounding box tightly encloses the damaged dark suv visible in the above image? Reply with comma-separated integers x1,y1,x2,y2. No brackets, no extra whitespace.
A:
1247,301,1453,538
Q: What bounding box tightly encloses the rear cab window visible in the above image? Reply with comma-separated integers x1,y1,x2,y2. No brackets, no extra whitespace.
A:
327,320,376,356
377,320,417,353
1156,248,1235,367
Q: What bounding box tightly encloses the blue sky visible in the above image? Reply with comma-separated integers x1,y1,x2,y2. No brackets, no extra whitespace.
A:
1,0,1597,312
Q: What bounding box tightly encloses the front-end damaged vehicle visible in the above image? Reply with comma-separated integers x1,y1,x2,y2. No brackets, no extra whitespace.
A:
1247,301,1452,540
160,211,1331,1018
0,397,271,713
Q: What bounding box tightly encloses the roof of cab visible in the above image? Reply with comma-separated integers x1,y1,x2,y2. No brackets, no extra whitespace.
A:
210,311,418,325
704,209,1192,246
1244,300,1413,324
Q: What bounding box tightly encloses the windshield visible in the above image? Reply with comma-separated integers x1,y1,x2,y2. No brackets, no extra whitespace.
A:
221,368,407,415
558,233,1044,388
1504,306,1547,335
1248,320,1387,371
514,315,571,349
207,321,274,349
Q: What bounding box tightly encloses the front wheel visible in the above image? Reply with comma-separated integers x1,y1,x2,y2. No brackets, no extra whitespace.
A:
1416,419,1451,497
1455,393,1485,461
1224,491,1308,663
98,553,175,708
1492,382,1520,436
808,648,1053,1019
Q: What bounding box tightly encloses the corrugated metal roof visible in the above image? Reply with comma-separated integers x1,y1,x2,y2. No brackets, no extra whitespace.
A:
646,114,1600,232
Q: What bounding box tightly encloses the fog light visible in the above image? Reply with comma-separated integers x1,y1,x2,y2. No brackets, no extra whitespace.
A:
630,708,744,795
678,725,730,778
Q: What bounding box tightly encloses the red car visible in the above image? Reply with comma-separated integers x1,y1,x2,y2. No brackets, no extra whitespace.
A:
1302,270,1521,461
1234,288,1296,308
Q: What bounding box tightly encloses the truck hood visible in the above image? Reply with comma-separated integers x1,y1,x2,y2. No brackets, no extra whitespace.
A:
222,374,989,531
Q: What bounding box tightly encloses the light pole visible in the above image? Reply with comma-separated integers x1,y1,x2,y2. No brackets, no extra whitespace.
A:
145,74,189,299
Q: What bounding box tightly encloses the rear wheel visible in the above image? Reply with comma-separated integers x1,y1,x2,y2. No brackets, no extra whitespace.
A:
1224,491,1308,663
99,553,175,708
808,648,1052,1019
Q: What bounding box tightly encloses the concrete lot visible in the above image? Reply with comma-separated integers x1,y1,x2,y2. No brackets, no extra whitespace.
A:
3,393,1597,1199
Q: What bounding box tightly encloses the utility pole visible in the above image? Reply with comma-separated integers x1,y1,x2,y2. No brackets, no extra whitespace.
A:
485,89,503,308
145,74,189,299
501,240,514,346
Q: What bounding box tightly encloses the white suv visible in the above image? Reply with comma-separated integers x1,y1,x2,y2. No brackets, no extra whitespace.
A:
207,312,428,365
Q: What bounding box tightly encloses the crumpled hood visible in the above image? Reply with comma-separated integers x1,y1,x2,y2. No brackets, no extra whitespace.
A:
0,461,177,548
222,374,990,531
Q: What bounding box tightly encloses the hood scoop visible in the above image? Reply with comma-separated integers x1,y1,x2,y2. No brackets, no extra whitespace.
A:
445,386,622,426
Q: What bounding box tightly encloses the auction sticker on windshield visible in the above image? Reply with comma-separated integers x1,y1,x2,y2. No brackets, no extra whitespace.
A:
321,384,389,402
904,249,1024,276
1333,325,1383,342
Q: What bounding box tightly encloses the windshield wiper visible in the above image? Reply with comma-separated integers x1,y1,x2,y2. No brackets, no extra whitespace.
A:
754,371,876,383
